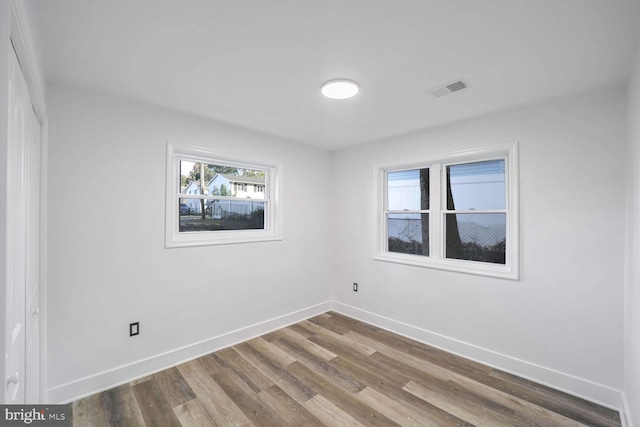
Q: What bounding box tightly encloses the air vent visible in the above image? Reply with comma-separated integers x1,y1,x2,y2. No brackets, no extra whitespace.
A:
427,79,469,98
445,80,467,93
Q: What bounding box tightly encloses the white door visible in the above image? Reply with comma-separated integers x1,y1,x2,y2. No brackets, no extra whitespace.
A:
5,43,41,404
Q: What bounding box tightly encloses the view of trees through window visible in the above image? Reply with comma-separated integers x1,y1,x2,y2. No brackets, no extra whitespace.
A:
179,161,266,232
179,162,265,188
387,168,429,256
445,160,506,264
386,159,506,265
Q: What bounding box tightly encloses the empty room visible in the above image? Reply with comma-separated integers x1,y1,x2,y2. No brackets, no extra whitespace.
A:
2,0,640,426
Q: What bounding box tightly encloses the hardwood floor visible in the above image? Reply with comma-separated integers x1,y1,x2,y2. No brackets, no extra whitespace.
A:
72,312,622,426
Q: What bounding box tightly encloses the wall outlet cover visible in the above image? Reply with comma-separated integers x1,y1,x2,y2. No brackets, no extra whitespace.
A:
129,322,139,336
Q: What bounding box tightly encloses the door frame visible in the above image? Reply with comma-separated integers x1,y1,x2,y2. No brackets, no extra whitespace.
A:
8,0,47,403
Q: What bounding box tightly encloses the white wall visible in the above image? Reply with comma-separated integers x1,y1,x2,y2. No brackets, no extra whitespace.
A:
625,47,640,426
331,87,627,406
46,83,332,402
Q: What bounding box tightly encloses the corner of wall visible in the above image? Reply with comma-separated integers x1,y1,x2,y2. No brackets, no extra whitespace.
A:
621,392,633,427
624,41,640,427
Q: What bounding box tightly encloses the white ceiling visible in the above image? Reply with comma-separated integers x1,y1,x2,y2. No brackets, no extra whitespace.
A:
28,0,640,150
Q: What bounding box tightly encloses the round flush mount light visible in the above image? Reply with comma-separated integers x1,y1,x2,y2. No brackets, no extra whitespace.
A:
321,79,360,100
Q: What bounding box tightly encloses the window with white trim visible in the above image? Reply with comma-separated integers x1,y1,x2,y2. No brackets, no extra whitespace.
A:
165,142,281,248
375,144,518,279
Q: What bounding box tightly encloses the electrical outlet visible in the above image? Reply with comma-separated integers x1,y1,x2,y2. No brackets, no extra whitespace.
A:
129,322,139,336
353,282,358,292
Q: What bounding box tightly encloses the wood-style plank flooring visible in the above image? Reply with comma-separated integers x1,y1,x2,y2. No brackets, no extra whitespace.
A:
72,312,622,426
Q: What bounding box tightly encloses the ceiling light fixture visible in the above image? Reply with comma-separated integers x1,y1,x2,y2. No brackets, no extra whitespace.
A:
321,79,360,100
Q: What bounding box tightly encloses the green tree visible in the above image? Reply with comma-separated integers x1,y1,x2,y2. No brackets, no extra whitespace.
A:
180,174,190,188
189,164,239,185
210,184,234,197
238,168,266,178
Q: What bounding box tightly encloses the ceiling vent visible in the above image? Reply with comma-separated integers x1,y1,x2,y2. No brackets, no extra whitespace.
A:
427,79,469,98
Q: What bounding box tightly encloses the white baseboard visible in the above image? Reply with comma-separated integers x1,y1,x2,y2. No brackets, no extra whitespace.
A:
330,301,626,414
48,301,332,404
49,298,628,423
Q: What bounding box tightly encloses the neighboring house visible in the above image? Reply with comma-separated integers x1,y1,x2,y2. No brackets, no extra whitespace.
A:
207,174,266,219
181,180,204,213
207,173,265,199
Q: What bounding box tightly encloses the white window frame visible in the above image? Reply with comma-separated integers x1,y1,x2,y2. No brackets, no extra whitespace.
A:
165,142,282,248
374,143,519,280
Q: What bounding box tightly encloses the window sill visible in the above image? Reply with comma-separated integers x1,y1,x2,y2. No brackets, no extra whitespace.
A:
374,252,519,280
165,230,282,248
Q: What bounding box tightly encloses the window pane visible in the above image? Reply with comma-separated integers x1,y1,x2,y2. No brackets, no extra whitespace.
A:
387,168,429,211
387,213,429,256
447,160,504,210
445,213,506,264
180,199,265,232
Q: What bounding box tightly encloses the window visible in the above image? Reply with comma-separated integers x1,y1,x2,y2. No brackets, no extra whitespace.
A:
376,143,518,279
165,142,281,248
387,168,430,256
